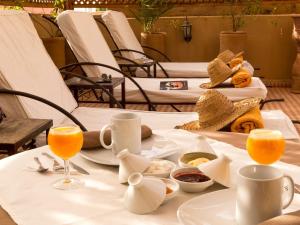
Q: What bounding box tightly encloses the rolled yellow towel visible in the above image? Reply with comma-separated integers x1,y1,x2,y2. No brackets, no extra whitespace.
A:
230,106,264,133
229,56,243,69
231,68,252,88
82,125,152,149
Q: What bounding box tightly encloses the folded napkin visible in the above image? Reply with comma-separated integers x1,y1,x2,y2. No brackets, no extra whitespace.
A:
141,138,179,159
82,125,152,149
231,67,252,88
258,210,300,225
230,106,264,133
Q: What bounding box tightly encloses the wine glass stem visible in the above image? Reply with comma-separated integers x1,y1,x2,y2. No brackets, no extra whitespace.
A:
64,160,71,183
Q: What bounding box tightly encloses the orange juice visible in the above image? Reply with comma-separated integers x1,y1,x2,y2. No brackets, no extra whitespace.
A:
48,126,83,160
246,129,285,164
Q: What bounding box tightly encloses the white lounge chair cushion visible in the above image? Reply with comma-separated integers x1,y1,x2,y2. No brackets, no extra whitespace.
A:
0,10,77,125
112,77,267,103
67,107,299,140
135,61,254,78
101,10,144,60
136,62,210,78
57,10,121,78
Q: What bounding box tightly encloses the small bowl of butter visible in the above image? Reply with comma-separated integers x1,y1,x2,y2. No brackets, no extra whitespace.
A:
143,159,176,178
178,152,217,168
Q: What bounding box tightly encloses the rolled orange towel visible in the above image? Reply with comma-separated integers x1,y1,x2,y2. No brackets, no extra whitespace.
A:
231,68,252,88
229,56,243,69
230,106,264,133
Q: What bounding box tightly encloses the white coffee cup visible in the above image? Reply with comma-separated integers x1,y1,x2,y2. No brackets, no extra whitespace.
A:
99,113,141,155
236,165,294,225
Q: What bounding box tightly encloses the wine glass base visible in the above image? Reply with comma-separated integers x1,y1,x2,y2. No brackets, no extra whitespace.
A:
52,177,84,190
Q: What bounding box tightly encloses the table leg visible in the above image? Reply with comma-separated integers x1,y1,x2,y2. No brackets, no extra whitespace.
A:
109,87,114,108
121,80,126,109
8,147,16,156
46,128,50,145
73,89,79,102
147,65,151,78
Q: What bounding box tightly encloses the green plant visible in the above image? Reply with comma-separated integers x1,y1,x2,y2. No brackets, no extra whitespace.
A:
129,0,173,33
5,0,24,10
51,0,65,18
226,0,262,32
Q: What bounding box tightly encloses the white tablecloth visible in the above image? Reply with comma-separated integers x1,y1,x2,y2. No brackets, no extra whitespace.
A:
1,129,300,225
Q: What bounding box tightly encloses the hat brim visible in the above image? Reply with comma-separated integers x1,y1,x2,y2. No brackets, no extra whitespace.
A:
224,51,244,63
234,51,244,59
200,72,233,89
175,97,261,131
200,64,242,89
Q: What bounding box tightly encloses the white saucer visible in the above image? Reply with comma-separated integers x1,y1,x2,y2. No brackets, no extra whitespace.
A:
177,189,300,225
80,134,179,166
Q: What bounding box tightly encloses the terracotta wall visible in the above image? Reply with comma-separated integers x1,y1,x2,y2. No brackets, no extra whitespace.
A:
31,14,297,83
128,15,297,82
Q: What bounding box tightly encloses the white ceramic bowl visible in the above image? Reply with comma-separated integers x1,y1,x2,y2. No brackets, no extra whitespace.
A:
143,159,176,178
170,167,214,193
178,152,217,168
161,178,179,203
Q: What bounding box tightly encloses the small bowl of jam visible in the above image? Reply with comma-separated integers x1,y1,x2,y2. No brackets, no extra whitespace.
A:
170,167,213,193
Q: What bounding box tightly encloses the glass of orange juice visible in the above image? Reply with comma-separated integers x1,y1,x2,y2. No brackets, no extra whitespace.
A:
246,129,285,165
48,125,83,190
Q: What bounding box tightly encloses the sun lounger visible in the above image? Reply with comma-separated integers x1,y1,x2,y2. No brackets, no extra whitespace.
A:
57,11,267,104
100,10,255,78
0,10,297,140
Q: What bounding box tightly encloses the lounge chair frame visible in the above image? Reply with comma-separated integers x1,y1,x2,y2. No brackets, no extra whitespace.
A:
59,62,157,111
94,17,170,78
0,88,87,131
94,17,171,62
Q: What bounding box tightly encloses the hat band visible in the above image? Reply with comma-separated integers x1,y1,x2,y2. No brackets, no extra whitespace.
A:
199,108,234,127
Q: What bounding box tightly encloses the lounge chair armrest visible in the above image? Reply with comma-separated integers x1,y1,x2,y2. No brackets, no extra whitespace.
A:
59,71,124,109
114,55,153,77
112,48,154,60
292,120,300,125
112,49,169,78
59,62,156,111
141,45,172,62
259,98,284,110
0,88,87,131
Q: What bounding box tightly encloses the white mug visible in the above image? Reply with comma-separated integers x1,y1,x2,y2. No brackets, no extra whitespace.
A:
99,113,141,155
236,165,294,225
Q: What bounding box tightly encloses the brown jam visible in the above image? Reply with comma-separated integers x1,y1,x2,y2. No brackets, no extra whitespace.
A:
174,171,210,183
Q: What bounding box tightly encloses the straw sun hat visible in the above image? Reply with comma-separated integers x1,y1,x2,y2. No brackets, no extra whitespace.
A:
217,50,244,64
200,58,240,89
175,90,261,131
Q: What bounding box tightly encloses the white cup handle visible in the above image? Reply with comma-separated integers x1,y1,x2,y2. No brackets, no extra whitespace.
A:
282,175,295,209
100,124,113,149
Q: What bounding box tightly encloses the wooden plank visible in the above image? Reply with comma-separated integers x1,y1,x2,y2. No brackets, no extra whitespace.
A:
0,119,52,149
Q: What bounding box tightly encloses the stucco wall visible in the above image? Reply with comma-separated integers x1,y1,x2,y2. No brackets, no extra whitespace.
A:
30,14,297,83
128,15,297,82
